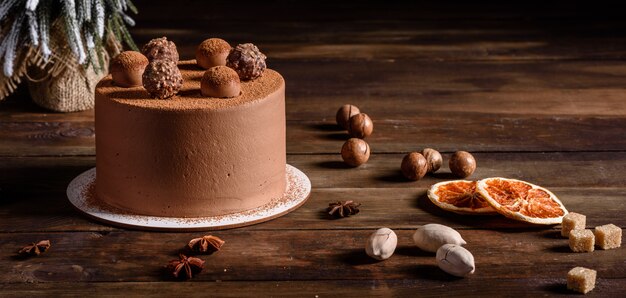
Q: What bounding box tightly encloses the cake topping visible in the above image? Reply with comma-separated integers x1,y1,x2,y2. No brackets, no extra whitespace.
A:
142,60,183,99
196,38,231,69
327,200,361,218
167,254,205,280
142,37,179,63
226,43,267,80
188,235,225,253
110,51,149,87
200,66,241,98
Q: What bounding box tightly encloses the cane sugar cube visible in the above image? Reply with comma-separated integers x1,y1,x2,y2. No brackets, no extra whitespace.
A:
561,212,586,237
569,229,594,252
594,224,622,250
567,267,596,294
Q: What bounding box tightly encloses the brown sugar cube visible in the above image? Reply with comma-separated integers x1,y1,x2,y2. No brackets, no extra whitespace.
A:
569,229,595,253
567,267,596,294
594,224,622,250
561,212,586,237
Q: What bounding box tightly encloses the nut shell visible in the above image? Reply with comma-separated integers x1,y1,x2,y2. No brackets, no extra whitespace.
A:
436,244,475,277
336,104,360,129
142,60,183,99
365,228,398,261
401,152,428,181
449,151,476,178
196,38,231,69
226,43,267,80
200,66,241,98
341,138,370,167
142,37,179,63
422,148,443,173
412,223,467,253
110,51,149,87
348,113,373,138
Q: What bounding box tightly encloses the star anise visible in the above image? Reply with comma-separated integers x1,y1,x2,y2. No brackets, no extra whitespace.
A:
327,200,361,218
18,240,51,257
167,254,205,280
188,235,225,253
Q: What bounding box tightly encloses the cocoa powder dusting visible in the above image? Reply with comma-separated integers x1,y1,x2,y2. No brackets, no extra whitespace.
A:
203,66,239,86
198,38,231,56
110,51,149,71
97,60,283,110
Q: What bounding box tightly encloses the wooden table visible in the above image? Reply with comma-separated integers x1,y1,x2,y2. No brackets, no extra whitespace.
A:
1,1,625,296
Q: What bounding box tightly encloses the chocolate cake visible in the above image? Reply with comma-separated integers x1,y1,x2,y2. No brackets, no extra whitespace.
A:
94,59,286,217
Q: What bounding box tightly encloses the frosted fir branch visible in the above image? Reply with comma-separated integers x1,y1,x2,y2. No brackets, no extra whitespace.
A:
117,0,126,11
0,0,21,21
26,10,39,46
118,10,134,26
62,0,87,63
76,0,85,27
125,0,137,14
86,30,95,48
25,0,39,11
3,14,25,76
83,0,91,22
115,13,137,51
94,0,105,38
37,1,51,58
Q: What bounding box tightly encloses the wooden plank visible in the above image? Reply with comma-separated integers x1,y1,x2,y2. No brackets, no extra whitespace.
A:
128,1,626,61
4,60,626,119
1,229,624,283
0,186,624,233
2,116,626,156
1,278,625,296
0,154,624,232
1,152,625,191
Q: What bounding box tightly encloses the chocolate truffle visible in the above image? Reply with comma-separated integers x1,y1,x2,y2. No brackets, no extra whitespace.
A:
226,43,266,80
201,66,241,98
196,38,231,69
142,60,183,99
110,51,149,87
142,37,179,63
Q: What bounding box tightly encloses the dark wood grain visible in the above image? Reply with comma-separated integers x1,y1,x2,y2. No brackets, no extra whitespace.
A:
2,152,626,193
1,229,624,283
1,154,624,232
3,278,624,297
1,0,625,295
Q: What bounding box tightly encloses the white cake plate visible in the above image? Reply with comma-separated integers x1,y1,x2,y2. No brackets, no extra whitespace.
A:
67,164,311,231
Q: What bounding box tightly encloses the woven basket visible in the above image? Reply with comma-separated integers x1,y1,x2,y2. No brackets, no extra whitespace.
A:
26,22,110,112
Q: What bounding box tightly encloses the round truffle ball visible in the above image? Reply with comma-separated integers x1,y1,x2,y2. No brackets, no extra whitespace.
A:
226,43,267,80
401,152,428,181
449,151,477,178
422,148,443,173
336,104,360,129
142,37,179,63
341,138,370,167
110,51,149,87
201,66,241,98
348,113,374,138
142,60,183,99
196,38,231,69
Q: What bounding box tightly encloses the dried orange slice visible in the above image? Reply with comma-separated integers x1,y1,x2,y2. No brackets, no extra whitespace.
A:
476,177,568,225
427,180,498,215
